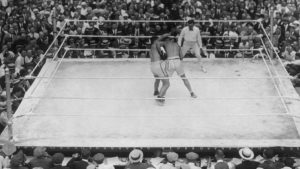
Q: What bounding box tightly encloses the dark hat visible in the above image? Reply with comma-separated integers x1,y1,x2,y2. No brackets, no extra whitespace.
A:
93,153,105,164
263,148,274,159
284,157,295,167
10,151,25,167
52,153,64,164
11,86,23,96
187,19,194,24
246,22,254,27
81,148,91,158
215,149,225,158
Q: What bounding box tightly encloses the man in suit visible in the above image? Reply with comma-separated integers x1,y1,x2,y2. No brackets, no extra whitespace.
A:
18,17,27,30
236,147,260,169
257,148,284,169
51,153,70,169
279,19,291,42
67,148,91,169
28,147,53,169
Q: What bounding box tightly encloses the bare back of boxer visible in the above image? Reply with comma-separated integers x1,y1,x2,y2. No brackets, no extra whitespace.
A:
163,39,181,60
150,34,171,105
150,41,163,62
163,38,197,98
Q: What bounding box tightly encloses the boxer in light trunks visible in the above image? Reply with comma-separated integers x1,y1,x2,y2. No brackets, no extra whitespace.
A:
150,34,197,106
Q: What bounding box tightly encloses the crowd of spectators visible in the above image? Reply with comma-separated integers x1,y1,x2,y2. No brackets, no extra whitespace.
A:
0,0,300,129
0,144,299,169
0,0,300,166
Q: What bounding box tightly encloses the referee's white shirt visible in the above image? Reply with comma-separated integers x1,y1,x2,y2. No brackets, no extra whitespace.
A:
178,26,203,47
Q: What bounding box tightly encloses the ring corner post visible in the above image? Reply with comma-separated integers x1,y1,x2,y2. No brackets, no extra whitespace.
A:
5,68,13,141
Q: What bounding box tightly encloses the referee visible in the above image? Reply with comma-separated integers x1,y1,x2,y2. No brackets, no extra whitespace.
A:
178,19,207,73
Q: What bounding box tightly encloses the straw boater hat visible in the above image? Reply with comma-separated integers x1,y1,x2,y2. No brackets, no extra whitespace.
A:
239,147,254,160
129,149,143,163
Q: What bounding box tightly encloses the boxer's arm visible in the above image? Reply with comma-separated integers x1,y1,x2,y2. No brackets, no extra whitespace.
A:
196,28,206,57
178,45,183,60
157,33,171,41
156,42,167,60
178,28,185,46
196,29,203,48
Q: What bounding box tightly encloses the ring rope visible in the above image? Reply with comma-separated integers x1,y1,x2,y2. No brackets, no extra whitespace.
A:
21,75,293,80
66,19,259,23
260,49,291,116
259,45,300,136
24,95,291,101
259,22,290,74
29,22,67,76
66,48,260,52
64,35,260,38
260,38,290,97
14,112,295,118
28,36,69,96
51,37,69,61
29,36,68,96
10,95,300,104
41,49,68,94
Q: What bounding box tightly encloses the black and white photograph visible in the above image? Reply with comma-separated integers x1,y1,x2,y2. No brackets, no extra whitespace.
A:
0,0,300,169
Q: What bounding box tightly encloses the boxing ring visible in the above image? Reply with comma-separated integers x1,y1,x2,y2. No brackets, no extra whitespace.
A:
1,20,300,149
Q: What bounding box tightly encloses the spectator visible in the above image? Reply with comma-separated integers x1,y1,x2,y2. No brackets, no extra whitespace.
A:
236,147,260,169
67,148,91,169
286,60,300,76
28,147,53,169
159,152,178,169
11,86,24,113
292,72,300,87
10,150,28,169
87,153,114,169
257,148,281,169
181,152,201,169
51,153,70,169
282,44,297,61
210,149,235,169
149,149,165,169
236,36,250,58
0,141,17,169
282,158,295,169
125,149,154,169
14,49,25,75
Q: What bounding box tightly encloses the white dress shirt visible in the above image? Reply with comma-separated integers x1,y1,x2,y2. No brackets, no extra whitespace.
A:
178,26,202,47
